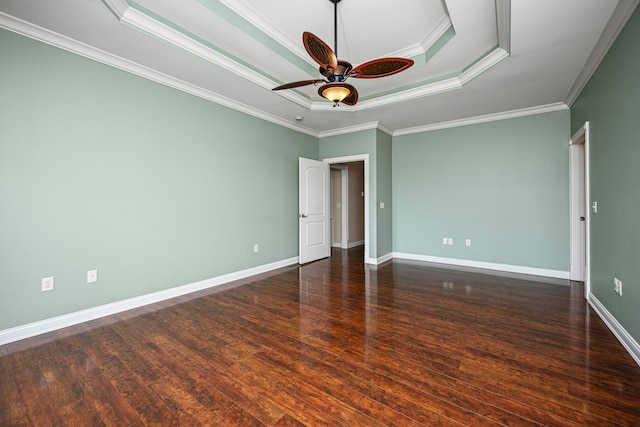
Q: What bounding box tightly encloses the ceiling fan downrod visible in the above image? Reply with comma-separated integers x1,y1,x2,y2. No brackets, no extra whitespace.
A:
329,0,342,57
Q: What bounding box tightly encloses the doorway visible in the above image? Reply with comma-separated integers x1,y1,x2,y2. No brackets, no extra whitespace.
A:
323,155,370,262
330,162,365,250
569,122,590,298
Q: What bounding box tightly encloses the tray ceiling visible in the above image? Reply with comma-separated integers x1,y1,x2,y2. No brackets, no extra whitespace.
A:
0,0,637,136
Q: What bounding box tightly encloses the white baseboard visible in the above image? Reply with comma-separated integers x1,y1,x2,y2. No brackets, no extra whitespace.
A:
393,252,570,280
367,252,393,265
348,240,365,249
589,294,640,366
0,256,299,345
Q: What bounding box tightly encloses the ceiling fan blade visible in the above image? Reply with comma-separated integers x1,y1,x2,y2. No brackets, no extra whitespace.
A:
350,58,414,79
303,32,338,72
341,87,359,106
272,79,325,91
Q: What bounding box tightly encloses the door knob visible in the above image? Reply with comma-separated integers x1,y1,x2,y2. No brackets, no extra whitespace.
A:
300,213,307,218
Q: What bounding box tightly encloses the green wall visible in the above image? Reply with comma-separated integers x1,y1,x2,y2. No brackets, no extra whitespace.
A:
0,29,317,330
319,129,377,258
319,128,395,260
393,110,571,271
571,7,640,342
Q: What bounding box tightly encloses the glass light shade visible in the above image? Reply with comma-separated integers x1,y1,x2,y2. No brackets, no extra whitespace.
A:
321,85,351,102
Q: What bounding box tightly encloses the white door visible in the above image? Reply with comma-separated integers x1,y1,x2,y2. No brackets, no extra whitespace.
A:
569,122,590,296
299,158,330,264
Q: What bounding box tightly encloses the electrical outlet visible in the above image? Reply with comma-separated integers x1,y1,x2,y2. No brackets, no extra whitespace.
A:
442,237,448,245
253,244,259,253
465,239,471,247
447,238,453,246
42,277,54,292
614,278,622,296
87,270,98,284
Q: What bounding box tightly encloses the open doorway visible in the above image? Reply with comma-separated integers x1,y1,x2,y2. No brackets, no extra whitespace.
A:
323,155,370,262
330,162,365,250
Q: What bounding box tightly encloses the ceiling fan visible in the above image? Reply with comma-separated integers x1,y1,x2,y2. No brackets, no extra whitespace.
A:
272,0,414,107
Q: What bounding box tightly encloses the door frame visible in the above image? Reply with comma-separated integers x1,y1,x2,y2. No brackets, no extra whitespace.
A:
330,165,349,249
569,121,590,299
323,154,370,262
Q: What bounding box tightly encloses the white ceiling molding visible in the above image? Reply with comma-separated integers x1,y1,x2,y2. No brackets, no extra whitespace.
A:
384,15,454,59
309,45,509,112
102,0,129,18
0,11,318,138
316,102,570,139
459,47,509,85
3,0,626,139
104,1,281,93
496,0,511,53
220,0,454,64
564,0,640,106
216,0,313,67
1,7,525,140
101,0,509,112
393,102,569,136
336,77,462,111
318,121,382,138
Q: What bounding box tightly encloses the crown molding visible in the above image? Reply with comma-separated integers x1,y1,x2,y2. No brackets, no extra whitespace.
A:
4,1,555,140
318,121,381,138
221,0,454,64
102,0,129,18
215,0,314,68
496,0,511,53
0,12,318,138
564,0,640,106
101,1,511,112
389,14,453,59
319,45,508,112
393,102,569,136
0,14,576,141
459,47,509,85
105,2,277,92
377,122,395,136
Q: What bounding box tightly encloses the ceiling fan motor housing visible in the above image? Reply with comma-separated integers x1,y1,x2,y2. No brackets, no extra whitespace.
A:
322,60,353,82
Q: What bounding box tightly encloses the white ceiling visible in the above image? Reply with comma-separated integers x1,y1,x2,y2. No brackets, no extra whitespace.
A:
1,0,638,136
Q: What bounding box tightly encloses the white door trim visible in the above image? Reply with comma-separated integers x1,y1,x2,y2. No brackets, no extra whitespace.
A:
569,121,590,298
323,155,370,263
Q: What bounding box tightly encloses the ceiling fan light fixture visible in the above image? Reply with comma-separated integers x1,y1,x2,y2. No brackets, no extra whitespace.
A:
271,0,413,107
319,82,353,106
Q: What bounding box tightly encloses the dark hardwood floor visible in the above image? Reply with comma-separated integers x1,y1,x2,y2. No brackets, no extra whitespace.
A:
2,247,640,426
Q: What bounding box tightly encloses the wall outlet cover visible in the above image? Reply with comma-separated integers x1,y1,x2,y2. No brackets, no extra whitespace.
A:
42,277,54,292
87,270,98,283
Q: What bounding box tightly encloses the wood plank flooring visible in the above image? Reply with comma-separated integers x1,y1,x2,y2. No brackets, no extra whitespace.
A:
2,246,640,426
